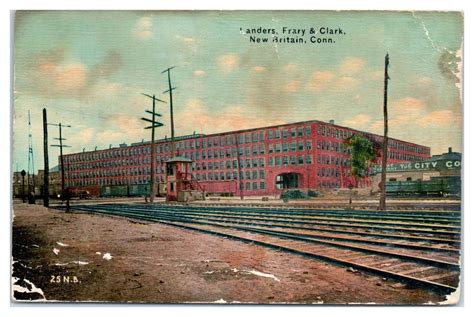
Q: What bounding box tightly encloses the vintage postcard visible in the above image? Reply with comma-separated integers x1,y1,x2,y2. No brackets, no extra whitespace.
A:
11,10,463,304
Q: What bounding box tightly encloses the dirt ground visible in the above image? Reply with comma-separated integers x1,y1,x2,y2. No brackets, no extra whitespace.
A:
11,202,448,304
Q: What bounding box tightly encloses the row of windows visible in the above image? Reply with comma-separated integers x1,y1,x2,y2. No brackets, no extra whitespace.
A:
317,167,351,178
68,175,166,187
317,155,349,166
195,170,265,182
319,180,341,189
317,125,354,140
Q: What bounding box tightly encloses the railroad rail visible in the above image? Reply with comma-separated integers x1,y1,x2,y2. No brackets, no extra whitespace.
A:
63,203,461,295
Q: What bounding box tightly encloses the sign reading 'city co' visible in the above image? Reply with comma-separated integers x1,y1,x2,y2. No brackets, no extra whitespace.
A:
373,160,462,173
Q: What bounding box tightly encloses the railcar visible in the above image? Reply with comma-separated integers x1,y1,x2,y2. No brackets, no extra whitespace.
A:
386,176,461,197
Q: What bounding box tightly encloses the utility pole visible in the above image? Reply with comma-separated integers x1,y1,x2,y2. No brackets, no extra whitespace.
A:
234,135,244,200
50,122,71,201
43,108,49,207
27,110,35,200
379,53,390,211
21,170,26,203
162,66,177,157
141,93,165,203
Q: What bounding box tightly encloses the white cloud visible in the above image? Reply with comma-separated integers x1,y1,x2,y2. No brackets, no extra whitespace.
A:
306,71,334,91
339,57,366,75
283,80,301,93
132,17,153,39
217,53,239,72
252,66,266,73
343,114,371,128
193,70,206,77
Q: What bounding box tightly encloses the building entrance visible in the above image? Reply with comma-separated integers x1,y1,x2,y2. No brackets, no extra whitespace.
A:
276,173,300,189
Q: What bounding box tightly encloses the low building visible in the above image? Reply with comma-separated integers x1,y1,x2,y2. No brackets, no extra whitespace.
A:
371,148,461,194
12,166,61,198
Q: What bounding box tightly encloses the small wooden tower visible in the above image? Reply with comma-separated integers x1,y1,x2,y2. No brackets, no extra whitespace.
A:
165,157,204,202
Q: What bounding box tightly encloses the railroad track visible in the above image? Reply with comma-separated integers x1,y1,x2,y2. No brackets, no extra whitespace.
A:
189,201,461,211
65,203,461,295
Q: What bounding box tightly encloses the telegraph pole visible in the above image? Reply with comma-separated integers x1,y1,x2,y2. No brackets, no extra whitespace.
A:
43,108,49,207
27,110,35,200
234,135,244,200
379,53,390,211
162,66,177,157
141,93,165,203
50,122,71,201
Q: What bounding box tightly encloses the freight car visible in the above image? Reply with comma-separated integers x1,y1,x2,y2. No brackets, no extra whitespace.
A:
385,176,461,197
68,183,167,198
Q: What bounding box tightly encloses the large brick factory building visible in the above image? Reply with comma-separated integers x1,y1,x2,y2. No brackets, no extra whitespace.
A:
62,119,430,197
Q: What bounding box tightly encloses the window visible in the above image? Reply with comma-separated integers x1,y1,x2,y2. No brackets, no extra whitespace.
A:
283,143,289,152
306,155,313,164
252,145,258,155
283,156,289,166
252,182,258,190
290,141,297,151
275,130,281,139
268,130,273,140
282,129,288,139
269,144,274,153
291,128,297,137
245,134,251,143
298,141,304,151
259,131,264,141
305,126,311,136
252,170,258,180
268,157,274,166
275,157,281,166
259,170,265,179
246,182,251,190
259,158,265,167
275,143,281,153
252,132,258,142
298,156,304,165
297,127,304,137
252,158,258,167
306,140,312,150
260,182,265,189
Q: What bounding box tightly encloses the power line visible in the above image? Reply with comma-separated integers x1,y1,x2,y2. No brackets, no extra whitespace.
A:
162,66,177,157
49,122,71,200
27,110,35,195
141,93,165,203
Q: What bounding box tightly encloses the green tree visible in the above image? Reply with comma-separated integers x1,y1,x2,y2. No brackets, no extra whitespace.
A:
344,134,378,188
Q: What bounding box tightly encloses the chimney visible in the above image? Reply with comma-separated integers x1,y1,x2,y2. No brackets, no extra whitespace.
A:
329,119,335,125
448,147,452,154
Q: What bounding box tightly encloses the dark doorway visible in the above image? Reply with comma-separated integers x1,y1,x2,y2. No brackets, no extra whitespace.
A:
276,173,300,189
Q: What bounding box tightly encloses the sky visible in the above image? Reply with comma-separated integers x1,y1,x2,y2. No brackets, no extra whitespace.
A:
12,11,463,172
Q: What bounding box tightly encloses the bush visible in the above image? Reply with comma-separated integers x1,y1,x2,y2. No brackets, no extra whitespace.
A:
307,190,318,197
280,190,307,200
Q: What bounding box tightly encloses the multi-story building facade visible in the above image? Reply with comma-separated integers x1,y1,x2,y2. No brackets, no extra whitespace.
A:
62,119,430,197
